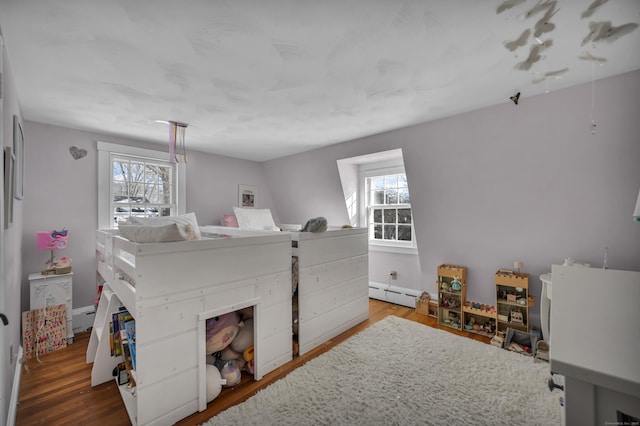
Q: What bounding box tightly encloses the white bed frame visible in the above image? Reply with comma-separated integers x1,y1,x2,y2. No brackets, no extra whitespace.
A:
87,226,292,426
291,227,369,355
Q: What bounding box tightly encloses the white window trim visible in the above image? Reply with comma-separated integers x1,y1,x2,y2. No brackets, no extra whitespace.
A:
359,161,418,255
97,141,186,229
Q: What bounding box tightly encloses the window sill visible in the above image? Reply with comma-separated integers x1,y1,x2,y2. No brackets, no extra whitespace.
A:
368,243,418,255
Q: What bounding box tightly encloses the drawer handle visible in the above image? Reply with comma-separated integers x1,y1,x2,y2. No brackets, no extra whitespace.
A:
0,313,8,326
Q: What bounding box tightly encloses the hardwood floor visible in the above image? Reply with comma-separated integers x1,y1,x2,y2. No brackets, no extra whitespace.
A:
16,299,489,425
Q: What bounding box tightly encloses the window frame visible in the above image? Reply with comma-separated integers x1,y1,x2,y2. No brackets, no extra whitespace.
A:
98,142,186,229
359,161,417,254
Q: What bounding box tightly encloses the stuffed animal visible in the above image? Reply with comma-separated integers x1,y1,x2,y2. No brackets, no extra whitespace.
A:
231,321,254,353
220,362,242,387
220,346,243,361
242,346,255,374
301,217,327,233
206,312,240,354
206,365,226,403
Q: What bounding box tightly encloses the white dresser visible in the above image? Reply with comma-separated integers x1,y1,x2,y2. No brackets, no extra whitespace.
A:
29,272,74,344
550,265,640,425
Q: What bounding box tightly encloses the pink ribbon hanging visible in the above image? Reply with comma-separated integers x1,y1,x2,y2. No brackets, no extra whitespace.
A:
168,122,187,163
169,122,177,162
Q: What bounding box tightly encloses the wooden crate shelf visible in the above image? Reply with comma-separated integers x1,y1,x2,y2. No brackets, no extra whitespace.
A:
495,270,530,334
436,264,467,330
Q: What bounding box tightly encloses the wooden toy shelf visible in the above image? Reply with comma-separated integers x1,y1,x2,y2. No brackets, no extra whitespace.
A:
436,264,467,330
495,271,530,333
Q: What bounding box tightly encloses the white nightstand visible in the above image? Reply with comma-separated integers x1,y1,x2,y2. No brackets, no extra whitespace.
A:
29,272,74,344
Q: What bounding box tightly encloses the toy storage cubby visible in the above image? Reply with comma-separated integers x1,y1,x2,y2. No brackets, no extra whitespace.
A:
495,271,530,334
436,264,467,330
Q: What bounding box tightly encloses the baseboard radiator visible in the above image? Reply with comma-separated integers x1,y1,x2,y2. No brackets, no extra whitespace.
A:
72,305,96,333
368,282,421,308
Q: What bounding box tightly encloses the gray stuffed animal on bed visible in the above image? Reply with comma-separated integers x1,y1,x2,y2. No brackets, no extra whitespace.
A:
300,217,328,233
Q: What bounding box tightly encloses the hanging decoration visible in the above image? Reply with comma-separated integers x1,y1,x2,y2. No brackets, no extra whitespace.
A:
589,61,598,134
169,121,188,163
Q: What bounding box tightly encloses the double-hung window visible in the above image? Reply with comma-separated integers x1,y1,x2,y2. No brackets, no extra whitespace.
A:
98,142,185,229
367,173,412,243
111,155,174,224
360,163,416,253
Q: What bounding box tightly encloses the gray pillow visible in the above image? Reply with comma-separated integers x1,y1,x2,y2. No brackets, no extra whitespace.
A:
118,223,186,243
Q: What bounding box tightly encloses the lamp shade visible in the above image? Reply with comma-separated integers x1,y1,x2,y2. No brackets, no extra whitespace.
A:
634,188,640,222
37,229,68,250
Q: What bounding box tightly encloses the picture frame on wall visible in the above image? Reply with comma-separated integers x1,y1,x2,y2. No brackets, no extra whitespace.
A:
238,184,257,208
13,115,24,200
4,147,14,229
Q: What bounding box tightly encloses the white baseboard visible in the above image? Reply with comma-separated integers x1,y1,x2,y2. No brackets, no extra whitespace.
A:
7,345,23,426
368,282,422,308
72,305,96,333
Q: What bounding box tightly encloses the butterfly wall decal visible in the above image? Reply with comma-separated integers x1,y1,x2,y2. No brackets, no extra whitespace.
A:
510,92,521,105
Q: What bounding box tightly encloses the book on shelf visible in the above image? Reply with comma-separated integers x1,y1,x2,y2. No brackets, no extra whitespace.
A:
111,309,132,358
124,319,136,370
119,329,136,387
109,321,114,356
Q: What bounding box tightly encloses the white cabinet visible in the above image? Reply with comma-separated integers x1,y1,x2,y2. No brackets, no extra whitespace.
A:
293,227,369,356
29,272,74,343
550,265,640,424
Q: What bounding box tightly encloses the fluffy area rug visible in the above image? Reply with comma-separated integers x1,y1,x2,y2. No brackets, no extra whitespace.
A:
202,316,561,426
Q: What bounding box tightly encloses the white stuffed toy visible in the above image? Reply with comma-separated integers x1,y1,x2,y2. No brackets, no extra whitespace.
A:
206,365,226,403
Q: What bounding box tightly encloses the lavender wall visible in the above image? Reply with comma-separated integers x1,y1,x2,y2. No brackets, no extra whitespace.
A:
1,36,24,419
264,70,640,328
22,122,275,312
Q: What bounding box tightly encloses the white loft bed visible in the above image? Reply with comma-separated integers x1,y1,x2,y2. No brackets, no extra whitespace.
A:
87,226,292,426
290,227,369,355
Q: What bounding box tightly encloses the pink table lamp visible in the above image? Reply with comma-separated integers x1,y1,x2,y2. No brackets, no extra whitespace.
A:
37,229,68,274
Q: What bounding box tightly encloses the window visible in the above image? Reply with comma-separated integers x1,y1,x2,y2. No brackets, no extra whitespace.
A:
111,155,173,225
98,142,186,229
337,148,416,254
366,173,414,247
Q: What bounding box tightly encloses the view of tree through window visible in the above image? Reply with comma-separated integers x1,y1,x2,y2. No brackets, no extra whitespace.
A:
367,174,412,243
112,155,174,225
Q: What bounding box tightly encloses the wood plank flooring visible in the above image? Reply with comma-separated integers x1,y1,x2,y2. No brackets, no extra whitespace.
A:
16,299,489,426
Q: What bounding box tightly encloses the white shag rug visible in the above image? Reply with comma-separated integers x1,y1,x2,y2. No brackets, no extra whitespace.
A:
202,316,561,426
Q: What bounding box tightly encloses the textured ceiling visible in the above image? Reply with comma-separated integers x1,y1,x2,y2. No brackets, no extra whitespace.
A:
1,0,639,161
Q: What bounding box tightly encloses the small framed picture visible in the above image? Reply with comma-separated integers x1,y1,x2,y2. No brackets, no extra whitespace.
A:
238,184,257,208
13,115,24,200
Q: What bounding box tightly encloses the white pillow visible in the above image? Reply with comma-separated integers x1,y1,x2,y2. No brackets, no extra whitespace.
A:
127,212,202,240
233,207,279,231
118,223,186,243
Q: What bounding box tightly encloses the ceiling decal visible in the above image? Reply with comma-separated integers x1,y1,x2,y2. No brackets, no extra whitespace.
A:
499,0,638,98
515,41,551,70
497,0,527,14
526,0,557,20
581,0,610,19
504,29,531,51
581,21,639,46
510,91,521,105
533,5,559,37
579,51,607,64
531,67,568,83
